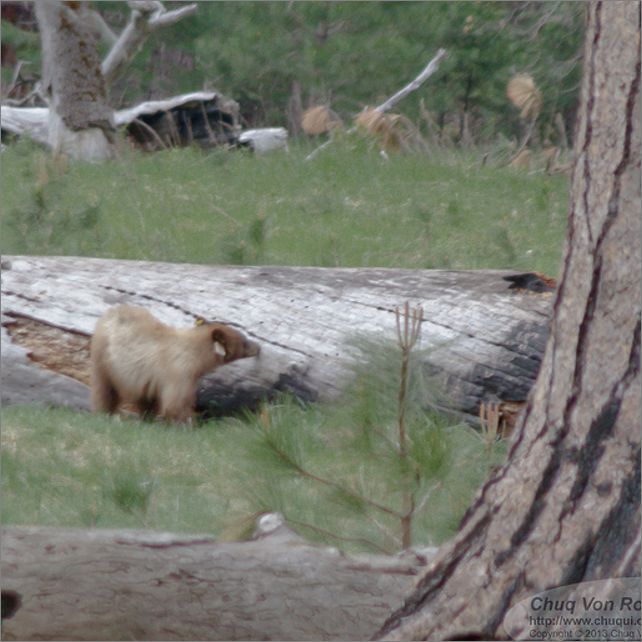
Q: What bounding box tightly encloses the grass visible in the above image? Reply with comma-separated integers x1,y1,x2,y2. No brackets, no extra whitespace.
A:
1,389,505,553
1,338,506,553
0,136,569,274
0,138,567,551
1,406,236,534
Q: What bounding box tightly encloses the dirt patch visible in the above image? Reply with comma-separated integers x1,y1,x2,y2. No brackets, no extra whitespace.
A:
3,316,91,385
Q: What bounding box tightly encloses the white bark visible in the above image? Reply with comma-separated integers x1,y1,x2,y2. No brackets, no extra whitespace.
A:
113,91,219,125
1,256,552,426
238,127,289,153
376,48,447,114
102,2,198,87
46,110,116,162
0,107,50,145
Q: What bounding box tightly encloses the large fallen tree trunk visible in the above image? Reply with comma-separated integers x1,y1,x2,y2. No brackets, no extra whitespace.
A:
1,518,432,640
0,255,553,429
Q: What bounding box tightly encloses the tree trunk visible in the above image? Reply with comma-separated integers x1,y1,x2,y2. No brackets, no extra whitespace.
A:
1,256,553,430
377,2,640,639
31,1,198,161
35,1,116,161
0,520,432,641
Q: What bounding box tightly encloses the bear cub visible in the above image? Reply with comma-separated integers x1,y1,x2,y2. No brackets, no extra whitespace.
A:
90,304,260,423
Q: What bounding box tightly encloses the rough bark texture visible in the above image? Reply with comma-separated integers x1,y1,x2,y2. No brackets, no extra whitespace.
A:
0,521,432,641
35,1,116,161
377,3,641,639
31,1,198,161
1,256,553,430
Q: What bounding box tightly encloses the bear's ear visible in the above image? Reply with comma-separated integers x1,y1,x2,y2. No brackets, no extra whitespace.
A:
211,328,228,358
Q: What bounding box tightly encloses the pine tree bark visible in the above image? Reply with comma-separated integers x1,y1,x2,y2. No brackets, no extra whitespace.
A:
32,1,197,161
35,1,117,161
377,2,640,639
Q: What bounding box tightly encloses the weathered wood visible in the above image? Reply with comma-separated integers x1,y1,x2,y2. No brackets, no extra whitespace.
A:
0,323,90,410
2,94,244,152
0,106,50,145
0,521,432,641
117,92,241,150
0,255,553,427
238,127,289,153
102,1,198,87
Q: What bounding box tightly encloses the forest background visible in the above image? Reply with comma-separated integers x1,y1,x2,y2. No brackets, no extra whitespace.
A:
2,1,584,145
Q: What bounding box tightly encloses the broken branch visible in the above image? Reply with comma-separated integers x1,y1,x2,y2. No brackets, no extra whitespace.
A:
376,48,447,114
102,2,198,86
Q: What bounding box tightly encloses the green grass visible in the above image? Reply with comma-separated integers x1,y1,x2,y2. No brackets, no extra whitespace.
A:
1,341,507,553
1,396,504,553
1,342,505,553
0,136,569,274
1,405,238,533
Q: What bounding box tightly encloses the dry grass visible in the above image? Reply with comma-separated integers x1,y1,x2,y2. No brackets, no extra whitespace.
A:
507,73,542,121
301,105,343,136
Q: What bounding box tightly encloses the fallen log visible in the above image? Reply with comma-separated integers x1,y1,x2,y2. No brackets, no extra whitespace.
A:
1,518,433,641
1,93,244,152
0,255,554,429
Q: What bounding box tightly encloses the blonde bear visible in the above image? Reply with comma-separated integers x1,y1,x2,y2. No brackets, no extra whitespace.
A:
90,305,260,423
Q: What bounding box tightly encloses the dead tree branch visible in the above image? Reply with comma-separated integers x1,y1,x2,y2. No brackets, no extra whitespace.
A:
101,1,198,87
